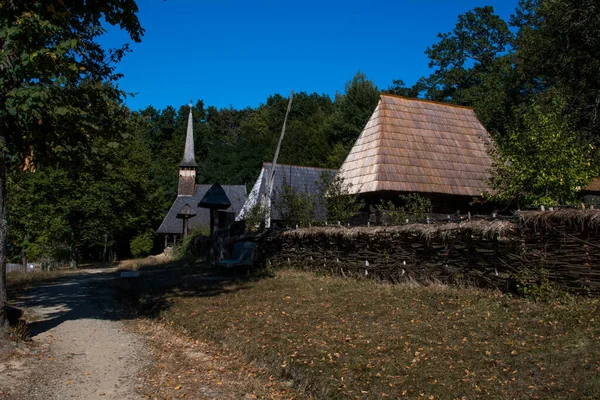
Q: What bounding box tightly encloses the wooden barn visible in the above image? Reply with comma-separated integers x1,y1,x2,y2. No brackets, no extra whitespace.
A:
337,94,494,214
156,106,247,247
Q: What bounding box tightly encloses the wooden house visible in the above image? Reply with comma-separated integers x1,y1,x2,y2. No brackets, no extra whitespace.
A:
156,106,247,247
238,163,337,223
337,94,494,214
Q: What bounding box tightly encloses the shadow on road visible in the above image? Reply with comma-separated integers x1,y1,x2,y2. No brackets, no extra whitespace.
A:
15,271,127,337
12,262,259,337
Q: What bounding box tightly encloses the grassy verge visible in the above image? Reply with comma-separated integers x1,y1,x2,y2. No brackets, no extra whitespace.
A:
131,268,600,399
6,269,79,296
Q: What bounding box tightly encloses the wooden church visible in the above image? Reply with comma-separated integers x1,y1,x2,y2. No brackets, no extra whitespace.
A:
156,106,247,248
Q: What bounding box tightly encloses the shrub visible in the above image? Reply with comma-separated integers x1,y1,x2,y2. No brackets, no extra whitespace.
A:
375,193,431,225
401,193,432,220
317,172,363,224
375,200,407,225
273,179,315,227
513,266,571,302
244,202,267,232
173,227,209,261
130,231,154,258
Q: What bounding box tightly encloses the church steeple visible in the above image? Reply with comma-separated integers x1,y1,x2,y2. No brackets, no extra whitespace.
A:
180,103,197,168
177,103,197,196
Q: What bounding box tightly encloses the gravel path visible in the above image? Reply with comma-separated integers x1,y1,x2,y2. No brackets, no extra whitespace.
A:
2,270,148,399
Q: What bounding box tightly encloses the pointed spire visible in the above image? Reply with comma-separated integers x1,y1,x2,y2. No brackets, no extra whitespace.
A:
179,102,198,168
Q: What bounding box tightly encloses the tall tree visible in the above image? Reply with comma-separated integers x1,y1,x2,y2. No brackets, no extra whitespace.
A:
512,0,600,142
415,6,515,135
325,72,380,167
488,93,598,206
0,1,143,328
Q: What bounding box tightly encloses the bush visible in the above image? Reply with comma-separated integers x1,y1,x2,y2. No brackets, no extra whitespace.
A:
513,266,571,302
401,193,432,220
173,227,209,261
375,200,407,225
130,231,154,258
274,179,315,228
317,172,363,224
244,202,267,232
375,193,432,225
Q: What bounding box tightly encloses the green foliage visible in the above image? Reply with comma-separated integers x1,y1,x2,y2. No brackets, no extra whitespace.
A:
244,203,267,232
273,180,315,228
415,6,515,135
0,1,143,325
172,228,209,262
325,72,380,166
401,193,432,220
130,231,154,259
375,200,406,226
408,1,600,207
7,127,167,262
512,0,600,141
487,95,598,206
376,193,432,225
512,266,571,302
317,172,363,224
0,1,143,169
385,79,420,98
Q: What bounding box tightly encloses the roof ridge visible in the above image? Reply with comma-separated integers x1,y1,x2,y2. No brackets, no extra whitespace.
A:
380,92,476,111
373,101,384,192
262,162,338,171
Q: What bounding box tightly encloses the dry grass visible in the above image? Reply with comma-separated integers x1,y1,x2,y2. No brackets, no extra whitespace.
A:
284,219,516,240
116,253,174,271
131,318,301,399
6,269,78,295
131,268,600,399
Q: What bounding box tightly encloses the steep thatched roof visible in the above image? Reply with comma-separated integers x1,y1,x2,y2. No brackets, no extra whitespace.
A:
338,94,494,197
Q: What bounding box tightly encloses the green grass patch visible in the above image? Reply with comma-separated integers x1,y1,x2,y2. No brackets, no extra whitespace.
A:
134,268,600,399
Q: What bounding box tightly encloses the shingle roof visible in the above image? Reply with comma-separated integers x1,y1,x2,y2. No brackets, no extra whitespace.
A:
338,94,493,197
157,184,247,234
583,178,600,193
238,163,337,221
179,107,198,168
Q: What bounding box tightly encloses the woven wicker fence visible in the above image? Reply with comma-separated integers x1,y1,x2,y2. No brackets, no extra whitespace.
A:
252,210,600,295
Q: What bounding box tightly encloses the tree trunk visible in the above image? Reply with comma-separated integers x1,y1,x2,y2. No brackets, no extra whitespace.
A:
102,233,108,262
22,233,27,269
0,142,8,330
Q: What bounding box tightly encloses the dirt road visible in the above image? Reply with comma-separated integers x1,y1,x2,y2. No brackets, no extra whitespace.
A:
1,269,148,399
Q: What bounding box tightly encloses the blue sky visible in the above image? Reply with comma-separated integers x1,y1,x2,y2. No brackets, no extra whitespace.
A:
101,0,520,111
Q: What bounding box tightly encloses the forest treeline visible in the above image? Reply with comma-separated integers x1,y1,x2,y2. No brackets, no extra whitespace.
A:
6,0,600,263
